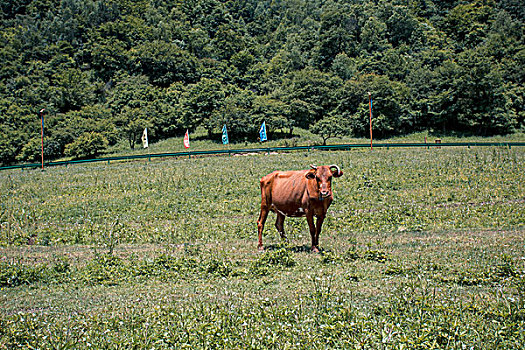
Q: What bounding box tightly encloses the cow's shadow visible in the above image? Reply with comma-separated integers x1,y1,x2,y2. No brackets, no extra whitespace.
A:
264,243,325,253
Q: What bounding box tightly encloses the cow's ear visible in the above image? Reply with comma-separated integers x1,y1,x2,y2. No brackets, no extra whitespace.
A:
332,169,343,177
305,169,316,179
330,165,343,177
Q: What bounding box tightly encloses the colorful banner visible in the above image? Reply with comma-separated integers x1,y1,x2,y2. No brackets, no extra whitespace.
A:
259,121,267,142
141,128,149,148
183,130,190,149
368,92,373,150
40,108,45,170
40,109,45,135
222,124,229,145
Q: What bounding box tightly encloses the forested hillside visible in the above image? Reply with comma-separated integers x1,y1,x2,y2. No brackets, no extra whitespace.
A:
1,0,524,164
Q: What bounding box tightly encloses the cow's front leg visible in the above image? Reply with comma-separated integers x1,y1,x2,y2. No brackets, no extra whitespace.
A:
314,215,326,250
306,213,319,252
275,212,287,242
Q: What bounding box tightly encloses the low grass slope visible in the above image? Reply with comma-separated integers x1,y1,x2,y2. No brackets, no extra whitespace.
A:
1,145,524,348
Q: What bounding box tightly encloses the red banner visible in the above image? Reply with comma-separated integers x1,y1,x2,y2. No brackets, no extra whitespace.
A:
183,130,190,149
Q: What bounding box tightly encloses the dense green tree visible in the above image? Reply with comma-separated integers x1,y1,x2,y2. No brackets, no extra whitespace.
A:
360,16,390,53
182,78,226,137
252,95,291,139
216,88,255,139
49,68,102,112
454,49,516,135
129,41,200,86
212,22,249,61
409,59,461,134
104,73,165,148
16,137,43,163
148,84,186,138
443,0,495,48
0,102,40,163
113,107,151,149
379,2,420,47
498,0,525,21
310,114,349,145
52,105,118,152
282,68,342,128
83,35,129,82
335,74,411,138
330,53,357,81
315,1,358,68
105,74,156,114
0,0,33,20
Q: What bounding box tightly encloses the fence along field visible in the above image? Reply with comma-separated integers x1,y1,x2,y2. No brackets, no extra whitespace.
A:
1,147,524,348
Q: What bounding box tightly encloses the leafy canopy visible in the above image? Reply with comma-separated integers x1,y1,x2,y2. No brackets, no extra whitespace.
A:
1,0,524,165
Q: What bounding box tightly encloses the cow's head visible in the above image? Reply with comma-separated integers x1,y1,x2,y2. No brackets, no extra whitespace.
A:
306,164,343,200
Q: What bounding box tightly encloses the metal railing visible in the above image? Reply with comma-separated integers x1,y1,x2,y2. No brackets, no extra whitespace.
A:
1,141,524,171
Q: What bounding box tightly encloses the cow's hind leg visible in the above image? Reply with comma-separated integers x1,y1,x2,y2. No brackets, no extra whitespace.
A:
275,212,287,242
257,207,269,250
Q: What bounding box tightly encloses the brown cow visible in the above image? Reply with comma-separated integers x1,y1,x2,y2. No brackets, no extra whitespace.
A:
257,164,343,252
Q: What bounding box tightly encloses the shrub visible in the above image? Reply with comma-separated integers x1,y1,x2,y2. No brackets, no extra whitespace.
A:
64,132,109,159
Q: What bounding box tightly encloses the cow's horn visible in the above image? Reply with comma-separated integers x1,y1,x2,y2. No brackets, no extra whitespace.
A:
329,164,341,176
310,164,317,170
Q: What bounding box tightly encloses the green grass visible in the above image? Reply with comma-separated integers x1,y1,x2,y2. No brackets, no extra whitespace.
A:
1,144,524,348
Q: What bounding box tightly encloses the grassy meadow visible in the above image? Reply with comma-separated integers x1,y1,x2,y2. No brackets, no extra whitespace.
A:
1,144,524,348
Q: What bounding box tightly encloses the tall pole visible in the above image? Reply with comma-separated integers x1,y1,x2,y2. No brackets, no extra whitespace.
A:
40,108,45,170
368,92,373,150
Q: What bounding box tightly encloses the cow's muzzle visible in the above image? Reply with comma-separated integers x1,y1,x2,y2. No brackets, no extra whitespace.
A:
319,190,331,200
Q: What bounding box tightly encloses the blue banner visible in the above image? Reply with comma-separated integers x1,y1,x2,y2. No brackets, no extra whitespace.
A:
259,121,267,142
40,109,45,136
222,124,229,145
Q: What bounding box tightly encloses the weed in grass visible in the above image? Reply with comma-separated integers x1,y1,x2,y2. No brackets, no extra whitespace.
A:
203,255,233,277
344,248,360,261
256,247,296,268
384,264,412,276
344,265,360,282
310,274,339,317
0,260,46,287
363,249,389,263
249,247,296,277
0,256,71,287
320,251,341,265
493,254,519,279
80,253,127,286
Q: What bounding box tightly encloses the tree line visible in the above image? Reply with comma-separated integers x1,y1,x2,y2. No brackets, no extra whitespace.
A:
1,0,523,164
